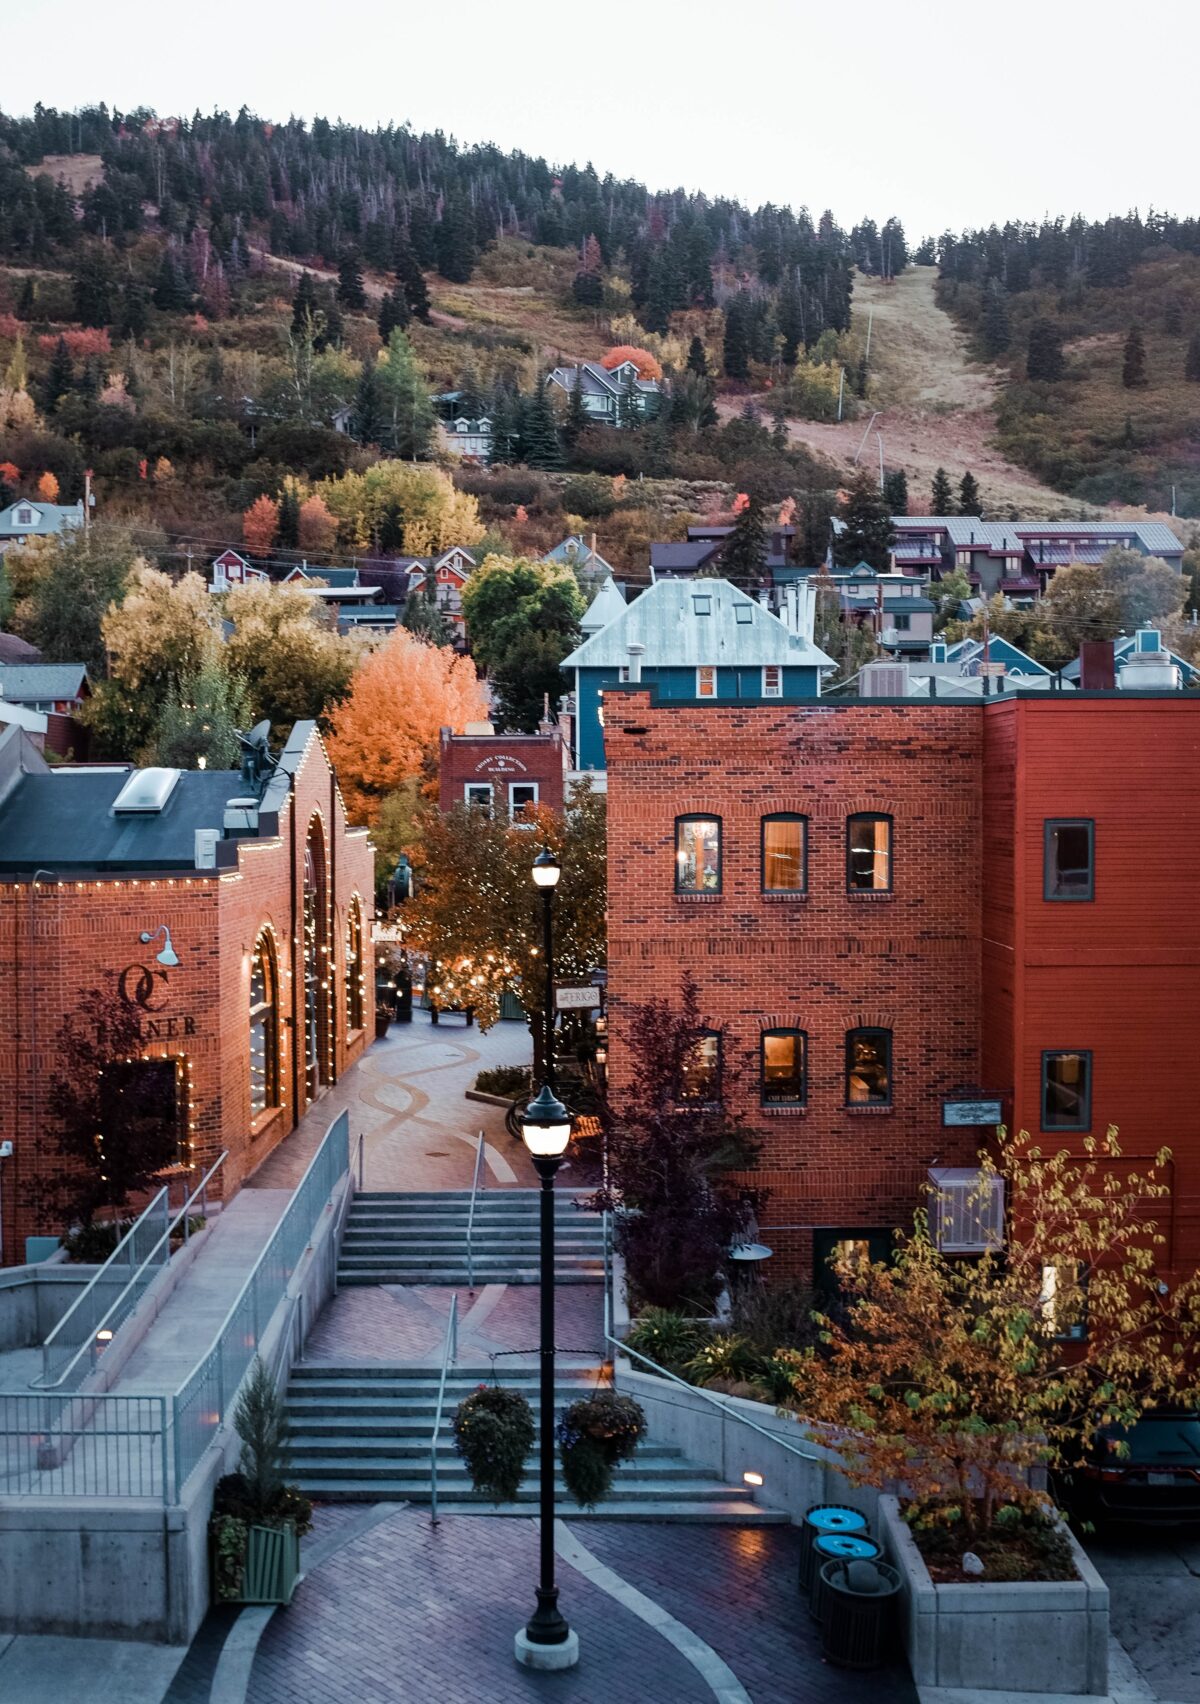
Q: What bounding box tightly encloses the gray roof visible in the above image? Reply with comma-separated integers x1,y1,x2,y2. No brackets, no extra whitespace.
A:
0,633,42,664
0,500,86,538
650,541,720,572
580,574,627,634
0,663,89,703
546,360,659,398
0,766,246,872
891,514,1184,556
562,577,834,672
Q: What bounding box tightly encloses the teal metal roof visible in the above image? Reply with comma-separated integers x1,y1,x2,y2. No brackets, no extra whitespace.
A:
563,577,834,671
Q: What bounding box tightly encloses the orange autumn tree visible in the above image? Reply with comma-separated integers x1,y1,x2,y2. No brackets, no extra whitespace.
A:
785,1126,1200,1540
36,470,60,501
325,628,487,825
298,495,336,554
602,345,663,382
242,494,279,556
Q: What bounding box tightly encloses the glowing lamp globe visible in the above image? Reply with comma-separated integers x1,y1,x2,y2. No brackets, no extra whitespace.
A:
521,1084,572,1157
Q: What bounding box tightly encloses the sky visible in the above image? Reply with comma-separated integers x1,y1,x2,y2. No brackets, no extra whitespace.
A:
23,0,1200,238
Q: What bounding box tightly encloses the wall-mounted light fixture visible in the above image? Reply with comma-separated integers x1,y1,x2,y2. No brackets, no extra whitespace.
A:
139,925,180,968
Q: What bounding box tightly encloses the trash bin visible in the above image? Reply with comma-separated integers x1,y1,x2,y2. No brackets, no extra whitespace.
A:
809,1533,882,1623
797,1504,868,1595
819,1557,902,1670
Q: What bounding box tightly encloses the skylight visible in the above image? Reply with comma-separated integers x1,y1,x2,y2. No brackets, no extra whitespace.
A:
112,768,183,814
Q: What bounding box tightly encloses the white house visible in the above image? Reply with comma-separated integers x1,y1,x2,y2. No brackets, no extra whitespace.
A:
0,499,86,550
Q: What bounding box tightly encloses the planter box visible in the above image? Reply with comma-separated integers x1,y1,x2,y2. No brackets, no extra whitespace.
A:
878,1495,1108,1695
214,1521,301,1607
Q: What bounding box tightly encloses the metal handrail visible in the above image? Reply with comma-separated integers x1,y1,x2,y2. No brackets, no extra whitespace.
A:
356,1131,365,1190
36,1150,228,1390
465,1130,485,1292
429,1293,458,1525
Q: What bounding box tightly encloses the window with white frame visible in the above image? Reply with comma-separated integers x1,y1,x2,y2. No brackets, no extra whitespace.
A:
697,666,716,698
464,783,493,813
762,665,782,697
509,781,539,822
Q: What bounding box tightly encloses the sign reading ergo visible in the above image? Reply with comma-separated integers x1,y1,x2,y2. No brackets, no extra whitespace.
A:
554,985,602,1011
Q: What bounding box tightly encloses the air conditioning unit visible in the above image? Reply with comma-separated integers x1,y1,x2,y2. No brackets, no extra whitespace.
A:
194,829,220,870
860,661,910,698
928,1167,1005,1254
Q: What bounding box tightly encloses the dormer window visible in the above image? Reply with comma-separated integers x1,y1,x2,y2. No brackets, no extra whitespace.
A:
16,506,34,526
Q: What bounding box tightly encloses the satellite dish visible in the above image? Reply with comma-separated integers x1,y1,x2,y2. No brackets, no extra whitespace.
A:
729,1242,773,1262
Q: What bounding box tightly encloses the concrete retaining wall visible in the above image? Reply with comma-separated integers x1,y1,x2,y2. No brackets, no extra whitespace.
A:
0,1264,104,1352
613,1362,875,1526
878,1494,1109,1695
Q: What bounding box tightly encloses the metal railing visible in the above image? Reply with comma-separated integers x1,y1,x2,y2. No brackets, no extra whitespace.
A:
429,1293,458,1526
171,1110,350,1496
356,1131,365,1190
0,1394,168,1499
465,1130,485,1292
37,1152,228,1391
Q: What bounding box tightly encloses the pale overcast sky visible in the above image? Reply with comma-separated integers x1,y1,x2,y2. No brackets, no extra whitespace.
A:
23,0,1198,238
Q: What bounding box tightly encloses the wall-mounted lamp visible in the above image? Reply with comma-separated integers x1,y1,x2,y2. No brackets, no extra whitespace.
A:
743,1470,764,1488
139,925,180,968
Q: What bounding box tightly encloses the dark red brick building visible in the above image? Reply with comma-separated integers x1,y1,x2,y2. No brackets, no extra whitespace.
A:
0,720,375,1262
438,720,568,819
603,688,1200,1285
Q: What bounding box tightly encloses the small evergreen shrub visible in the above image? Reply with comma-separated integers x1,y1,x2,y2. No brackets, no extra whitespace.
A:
474,1064,531,1098
452,1384,535,1502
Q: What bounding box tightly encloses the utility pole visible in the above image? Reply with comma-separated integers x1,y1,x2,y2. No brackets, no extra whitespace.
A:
853,411,879,465
865,310,874,365
837,368,845,422
83,468,92,532
877,435,885,492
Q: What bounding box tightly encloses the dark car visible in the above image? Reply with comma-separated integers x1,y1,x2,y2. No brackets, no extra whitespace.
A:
1059,1412,1200,1527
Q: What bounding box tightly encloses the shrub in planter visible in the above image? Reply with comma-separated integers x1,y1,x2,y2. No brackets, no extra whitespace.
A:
209,1358,313,1604
684,1332,766,1389
557,1391,646,1508
61,1218,134,1262
625,1307,708,1373
474,1064,531,1099
452,1384,535,1502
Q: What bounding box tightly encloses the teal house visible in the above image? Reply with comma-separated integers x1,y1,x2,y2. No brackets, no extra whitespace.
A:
563,576,835,773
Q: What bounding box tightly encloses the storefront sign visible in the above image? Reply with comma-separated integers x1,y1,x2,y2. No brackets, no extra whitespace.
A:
943,1097,1004,1127
555,985,602,1011
114,961,196,1038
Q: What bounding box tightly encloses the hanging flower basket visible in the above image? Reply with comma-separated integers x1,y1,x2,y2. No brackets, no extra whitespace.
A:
452,1384,536,1503
557,1391,647,1508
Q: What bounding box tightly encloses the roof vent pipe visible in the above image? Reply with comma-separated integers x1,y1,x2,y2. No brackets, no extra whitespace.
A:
626,642,645,684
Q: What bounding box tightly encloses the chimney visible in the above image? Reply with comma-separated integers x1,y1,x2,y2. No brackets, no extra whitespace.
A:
626,641,645,683
1079,641,1115,691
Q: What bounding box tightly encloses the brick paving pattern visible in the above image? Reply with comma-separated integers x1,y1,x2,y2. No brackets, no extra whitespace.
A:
304,1283,605,1367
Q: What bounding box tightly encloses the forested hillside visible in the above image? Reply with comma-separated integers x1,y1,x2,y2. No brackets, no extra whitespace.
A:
936,214,1200,514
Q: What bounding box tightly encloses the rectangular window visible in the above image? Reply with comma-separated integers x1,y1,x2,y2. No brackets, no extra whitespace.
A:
847,814,892,891
679,1031,721,1103
761,1029,806,1105
100,1059,183,1167
509,781,539,822
892,613,911,632
1044,819,1094,901
464,783,493,813
1042,1050,1091,1131
846,1028,892,1106
1041,1261,1088,1342
692,594,713,617
761,815,806,893
762,665,782,697
696,665,716,697
675,815,721,893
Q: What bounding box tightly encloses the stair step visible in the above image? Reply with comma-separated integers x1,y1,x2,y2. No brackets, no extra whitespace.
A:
292,1485,786,1522
286,1463,744,1495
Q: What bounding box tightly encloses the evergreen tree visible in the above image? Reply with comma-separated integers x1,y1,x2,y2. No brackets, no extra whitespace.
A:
686,335,709,377
291,271,319,338
42,336,75,413
723,292,751,380
796,490,835,568
958,470,982,515
520,382,564,470
73,248,115,327
16,277,36,320
1026,320,1064,382
350,357,385,445
435,195,478,284
564,369,589,451
152,249,191,312
394,234,431,321
720,493,767,587
116,281,151,341
277,484,301,549
1185,330,1200,383
883,469,909,514
488,387,519,465
930,467,954,513
777,273,805,366
572,269,604,307
377,328,435,459
617,367,642,430
403,573,451,643
1122,326,1147,389
834,470,894,571
981,280,1011,356
337,249,367,310
320,292,344,350
1164,300,1184,337
378,288,409,342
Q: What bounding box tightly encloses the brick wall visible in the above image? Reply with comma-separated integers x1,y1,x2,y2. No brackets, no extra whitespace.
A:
438,727,566,816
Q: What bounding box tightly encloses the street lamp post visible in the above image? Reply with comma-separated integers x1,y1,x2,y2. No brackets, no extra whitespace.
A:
513,847,579,1672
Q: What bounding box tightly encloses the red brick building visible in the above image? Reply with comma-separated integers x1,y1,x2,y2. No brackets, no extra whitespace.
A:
0,720,375,1262
438,720,568,819
603,688,1200,1284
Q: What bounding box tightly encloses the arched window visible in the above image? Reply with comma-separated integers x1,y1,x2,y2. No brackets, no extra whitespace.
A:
303,816,330,1101
249,930,280,1116
346,896,364,1033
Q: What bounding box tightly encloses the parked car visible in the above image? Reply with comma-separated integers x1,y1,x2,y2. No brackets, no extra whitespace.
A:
1059,1411,1200,1527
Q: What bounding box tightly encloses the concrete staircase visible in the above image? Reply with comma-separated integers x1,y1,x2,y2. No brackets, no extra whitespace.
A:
337,1190,606,1286
284,1363,786,1522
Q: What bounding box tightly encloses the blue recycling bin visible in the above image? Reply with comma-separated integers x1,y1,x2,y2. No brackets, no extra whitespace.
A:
798,1504,868,1594
810,1533,882,1623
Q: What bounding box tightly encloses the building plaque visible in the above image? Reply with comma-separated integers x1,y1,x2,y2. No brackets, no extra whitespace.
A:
942,1098,1004,1127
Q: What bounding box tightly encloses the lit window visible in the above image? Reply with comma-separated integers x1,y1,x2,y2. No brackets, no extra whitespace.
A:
1042,1051,1091,1131
762,665,782,697
761,1029,806,1105
847,814,892,891
1041,1261,1087,1341
345,900,364,1033
679,1031,721,1103
675,815,721,893
464,783,493,813
696,665,716,697
846,1028,892,1105
1044,820,1094,901
250,929,281,1115
762,815,806,893
509,782,539,822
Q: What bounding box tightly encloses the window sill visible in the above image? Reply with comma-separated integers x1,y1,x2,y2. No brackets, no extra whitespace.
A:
845,1104,894,1115
251,1106,285,1141
674,892,723,902
762,1103,807,1116
761,892,808,903
846,890,894,902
